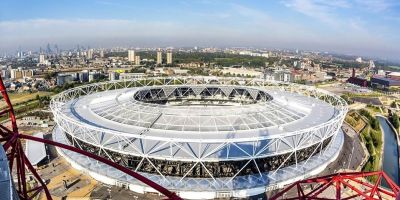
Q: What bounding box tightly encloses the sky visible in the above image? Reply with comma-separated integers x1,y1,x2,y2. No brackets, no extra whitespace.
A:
1,0,400,60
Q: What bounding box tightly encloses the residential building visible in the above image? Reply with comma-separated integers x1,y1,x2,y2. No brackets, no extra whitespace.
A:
157,48,162,64
87,49,94,59
39,54,45,64
167,49,173,64
128,50,135,62
10,68,33,80
135,56,141,65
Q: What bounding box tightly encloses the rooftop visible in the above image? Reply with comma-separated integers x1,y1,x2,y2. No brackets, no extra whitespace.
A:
26,132,46,165
63,85,336,140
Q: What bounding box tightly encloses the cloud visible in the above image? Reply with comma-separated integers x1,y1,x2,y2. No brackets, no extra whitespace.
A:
0,1,399,60
282,0,350,26
354,0,393,12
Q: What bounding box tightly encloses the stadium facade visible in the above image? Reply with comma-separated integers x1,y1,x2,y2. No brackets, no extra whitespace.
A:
50,77,347,199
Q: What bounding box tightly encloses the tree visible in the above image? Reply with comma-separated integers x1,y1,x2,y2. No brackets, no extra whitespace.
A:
392,113,399,129
44,73,52,81
391,101,397,108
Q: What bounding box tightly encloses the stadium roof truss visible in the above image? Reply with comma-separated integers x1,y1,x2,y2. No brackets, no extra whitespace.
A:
50,76,348,191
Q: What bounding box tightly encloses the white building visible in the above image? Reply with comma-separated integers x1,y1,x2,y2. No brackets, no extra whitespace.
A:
369,60,375,69
39,54,45,64
128,50,135,62
157,49,162,64
119,73,145,80
87,49,94,59
10,68,33,80
221,67,262,78
167,49,173,64
135,55,141,65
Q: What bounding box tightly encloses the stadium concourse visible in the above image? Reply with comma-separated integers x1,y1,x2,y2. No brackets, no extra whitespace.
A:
50,76,347,199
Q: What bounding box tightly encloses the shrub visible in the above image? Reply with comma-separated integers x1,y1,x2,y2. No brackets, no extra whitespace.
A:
391,113,399,129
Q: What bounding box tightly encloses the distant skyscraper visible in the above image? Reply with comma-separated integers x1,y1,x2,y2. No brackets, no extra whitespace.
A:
54,44,59,54
39,54,45,64
157,48,162,64
167,49,173,64
100,50,104,58
135,55,140,65
87,49,94,59
46,43,52,54
128,50,135,62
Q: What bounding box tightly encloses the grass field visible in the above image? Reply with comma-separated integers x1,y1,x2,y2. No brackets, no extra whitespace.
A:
345,112,367,133
0,91,53,108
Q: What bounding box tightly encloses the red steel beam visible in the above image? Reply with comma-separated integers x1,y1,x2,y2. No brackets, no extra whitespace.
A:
348,176,397,198
270,171,400,200
19,133,182,200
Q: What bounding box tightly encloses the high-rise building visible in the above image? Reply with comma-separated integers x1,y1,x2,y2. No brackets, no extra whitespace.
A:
46,43,52,54
135,56,140,65
87,49,94,59
39,54,45,64
157,48,162,64
100,50,104,58
167,49,173,64
128,50,135,62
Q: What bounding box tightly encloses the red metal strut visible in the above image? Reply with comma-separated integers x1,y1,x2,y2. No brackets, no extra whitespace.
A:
0,75,182,200
269,171,400,200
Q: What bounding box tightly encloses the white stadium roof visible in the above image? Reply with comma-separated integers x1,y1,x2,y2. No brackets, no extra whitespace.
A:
26,132,46,165
50,77,348,198
65,86,334,139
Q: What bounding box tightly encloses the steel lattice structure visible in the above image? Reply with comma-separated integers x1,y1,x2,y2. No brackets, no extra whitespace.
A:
0,75,182,199
0,75,398,199
50,76,348,198
269,171,400,200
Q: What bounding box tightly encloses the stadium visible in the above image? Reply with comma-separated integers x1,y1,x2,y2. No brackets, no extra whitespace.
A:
50,76,347,199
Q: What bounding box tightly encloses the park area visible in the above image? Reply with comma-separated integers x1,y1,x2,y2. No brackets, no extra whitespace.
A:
0,91,53,108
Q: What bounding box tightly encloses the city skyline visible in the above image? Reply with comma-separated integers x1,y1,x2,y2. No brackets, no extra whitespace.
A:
1,0,400,60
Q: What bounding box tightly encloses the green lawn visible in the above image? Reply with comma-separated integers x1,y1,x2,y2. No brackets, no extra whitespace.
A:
0,91,53,108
